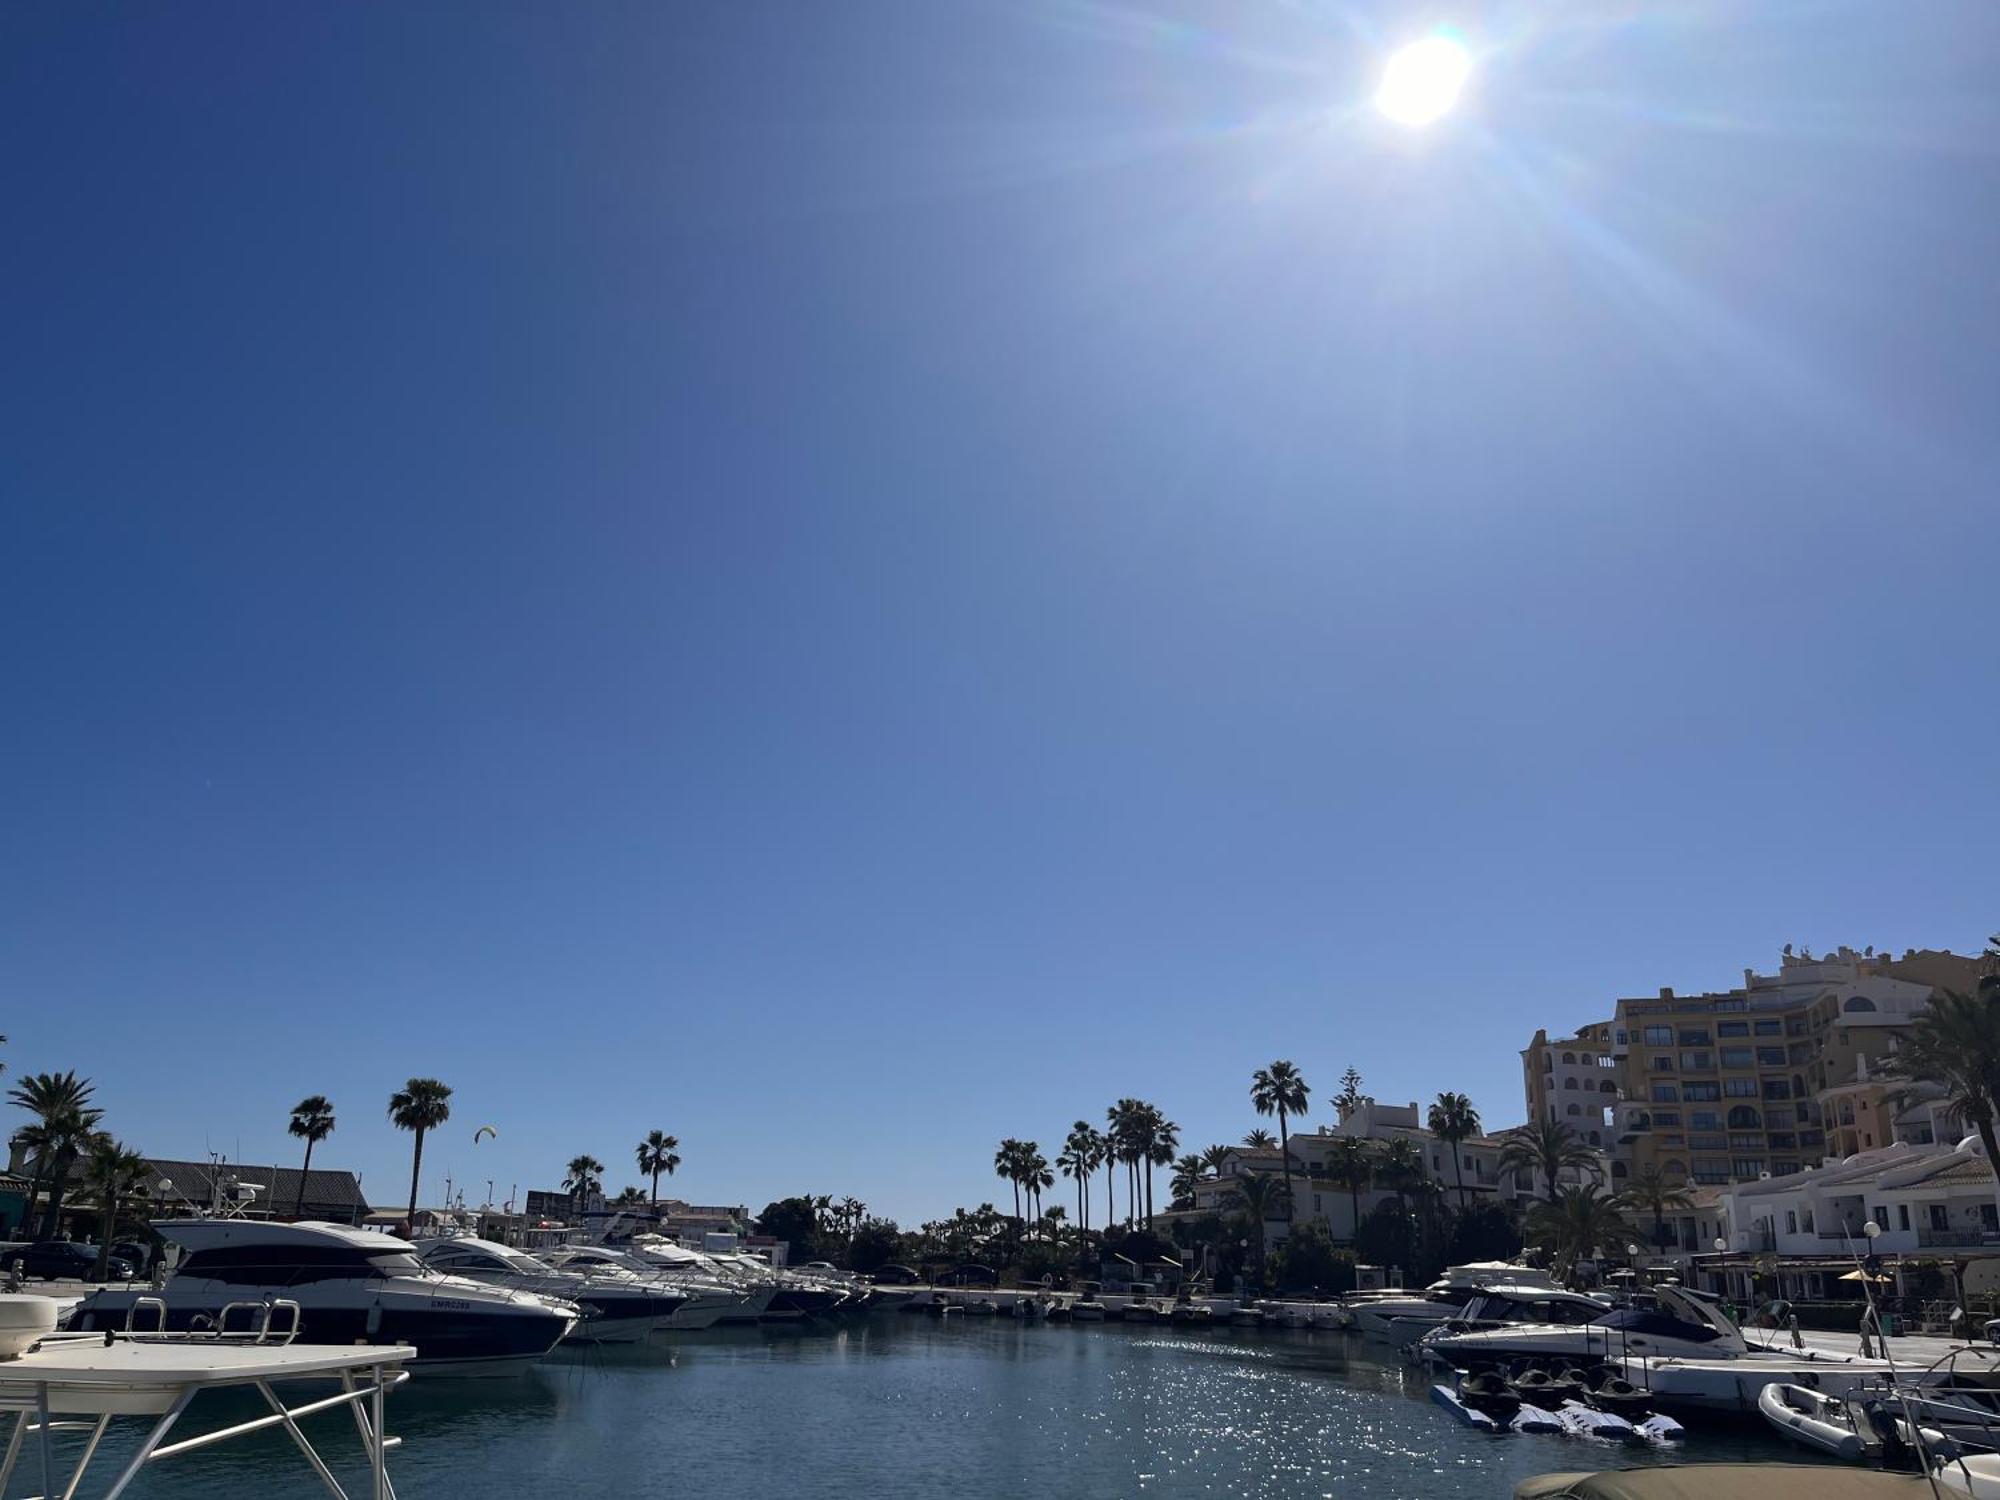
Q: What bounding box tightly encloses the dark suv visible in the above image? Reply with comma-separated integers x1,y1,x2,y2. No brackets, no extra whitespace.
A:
11,1241,137,1282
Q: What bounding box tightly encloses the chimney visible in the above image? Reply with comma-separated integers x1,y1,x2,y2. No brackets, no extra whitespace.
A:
1659,987,1674,1000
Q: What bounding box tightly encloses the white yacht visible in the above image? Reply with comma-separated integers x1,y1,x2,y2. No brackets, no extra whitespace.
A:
414,1236,686,1343
1423,1282,1750,1366
72,1219,576,1374
1349,1263,1566,1344
541,1243,760,1328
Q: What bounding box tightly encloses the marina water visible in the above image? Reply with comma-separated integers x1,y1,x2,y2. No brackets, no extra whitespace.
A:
76,1321,1811,1498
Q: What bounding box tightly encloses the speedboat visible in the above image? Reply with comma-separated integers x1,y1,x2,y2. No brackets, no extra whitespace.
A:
71,1219,575,1375
540,1244,757,1328
415,1236,686,1343
1424,1283,1738,1366
1350,1263,1563,1344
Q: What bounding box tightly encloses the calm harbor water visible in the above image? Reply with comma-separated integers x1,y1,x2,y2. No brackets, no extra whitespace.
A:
83,1321,1812,1498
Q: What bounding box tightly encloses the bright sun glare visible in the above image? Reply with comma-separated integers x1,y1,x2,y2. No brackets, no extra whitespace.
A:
1374,36,1472,127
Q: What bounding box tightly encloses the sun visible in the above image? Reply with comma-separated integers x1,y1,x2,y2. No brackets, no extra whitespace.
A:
1374,35,1472,127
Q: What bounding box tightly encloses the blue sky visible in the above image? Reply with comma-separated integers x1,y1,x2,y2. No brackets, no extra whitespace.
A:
4,2,1996,1228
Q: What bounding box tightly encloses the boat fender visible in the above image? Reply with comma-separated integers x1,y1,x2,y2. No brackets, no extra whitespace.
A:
366,1303,384,1340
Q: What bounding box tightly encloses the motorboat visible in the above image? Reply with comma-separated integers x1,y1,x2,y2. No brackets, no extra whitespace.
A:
0,1293,416,1498
1424,1283,1746,1366
1351,1262,1564,1343
415,1236,686,1343
542,1243,761,1328
71,1219,574,1375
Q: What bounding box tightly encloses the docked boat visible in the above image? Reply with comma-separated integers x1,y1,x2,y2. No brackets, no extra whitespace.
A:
72,1219,575,1375
1425,1283,1749,1367
1123,1298,1162,1324
1759,1382,1871,1461
1071,1297,1107,1322
415,1236,687,1343
1352,1263,1566,1344
542,1243,762,1328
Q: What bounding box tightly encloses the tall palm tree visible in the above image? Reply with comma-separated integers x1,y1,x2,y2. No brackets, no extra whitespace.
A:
386,1078,453,1232
994,1138,1027,1224
1618,1164,1694,1249
1242,1128,1275,1150
1526,1184,1632,1284
1250,1062,1310,1223
286,1096,336,1217
85,1136,151,1282
1144,1107,1179,1227
1896,989,2000,1216
1107,1101,1144,1229
1426,1092,1482,1210
1169,1154,1206,1209
1229,1173,1291,1286
1026,1148,1053,1236
1376,1136,1428,1219
636,1130,681,1208
1060,1121,1096,1234
1325,1136,1374,1242
1498,1118,1596,1202
1087,1125,1114,1231
1199,1143,1232,1176
9,1071,103,1238
563,1154,606,1216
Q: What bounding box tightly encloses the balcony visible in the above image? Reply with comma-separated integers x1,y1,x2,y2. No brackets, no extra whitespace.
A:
1919,1229,2000,1249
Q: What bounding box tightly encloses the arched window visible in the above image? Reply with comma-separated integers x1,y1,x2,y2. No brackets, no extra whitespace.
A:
1566,1103,1582,1116
1792,1075,1807,1098
1599,1080,1617,1093
1727,1105,1761,1129
1562,1052,1576,1065
1611,1160,1629,1178
1844,996,1877,1012
1563,1077,1578,1089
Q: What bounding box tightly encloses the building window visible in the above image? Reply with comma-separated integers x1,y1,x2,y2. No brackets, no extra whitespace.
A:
1799,1129,1824,1147
1983,1205,1998,1233
1652,1111,1682,1126
1689,1134,1725,1150
1728,1134,1763,1150
1649,1055,1676,1072
1616,1030,1628,1046
1721,1048,1754,1068
1763,1080,1791,1100
1732,1158,1766,1178
1786,1212,1797,1234
1663,1133,1686,1146
1652,1084,1679,1103
1767,1132,1797,1149
1727,1105,1761,1129
1718,1021,1750,1038
1643,1026,1674,1047
1871,1205,1888,1228
1564,1077,1579,1089
1757,1048,1787,1067
1690,1111,1719,1129
1562,1052,1576,1065
1725,1078,1759,1097
1930,1205,1950,1231
1678,1029,1711,1046
1773,1160,1800,1175
1600,1080,1617,1093
1898,1205,1910,1231
1680,1051,1712,1070
1755,1019,1782,1035
1567,1103,1582,1115
1682,1083,1721,1102
1713,998,1747,1012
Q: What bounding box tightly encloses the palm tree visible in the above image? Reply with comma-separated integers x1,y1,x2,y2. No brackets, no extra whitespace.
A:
9,1071,103,1238
1087,1125,1114,1231
1107,1101,1143,1229
1199,1143,1232,1176
1060,1121,1096,1234
84,1136,151,1281
994,1138,1027,1225
1376,1136,1428,1219
1526,1184,1632,1284
1242,1128,1275,1150
612,1185,647,1207
1169,1154,1206,1209
1324,1136,1374,1242
386,1078,453,1232
1498,1118,1596,1202
1895,989,2000,1216
1249,1062,1310,1223
1143,1107,1179,1227
1618,1164,1694,1249
636,1130,681,1208
1426,1092,1481,1210
1229,1173,1291,1286
286,1096,336,1217
563,1154,606,1217
1026,1149,1054,1236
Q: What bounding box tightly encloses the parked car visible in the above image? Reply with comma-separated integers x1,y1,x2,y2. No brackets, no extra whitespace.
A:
9,1241,137,1282
870,1263,921,1285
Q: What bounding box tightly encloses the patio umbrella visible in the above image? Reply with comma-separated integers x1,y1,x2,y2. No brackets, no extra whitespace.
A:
1837,1268,1891,1282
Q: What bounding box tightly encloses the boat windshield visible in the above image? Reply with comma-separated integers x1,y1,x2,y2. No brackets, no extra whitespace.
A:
178,1242,430,1285
1592,1306,1722,1342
